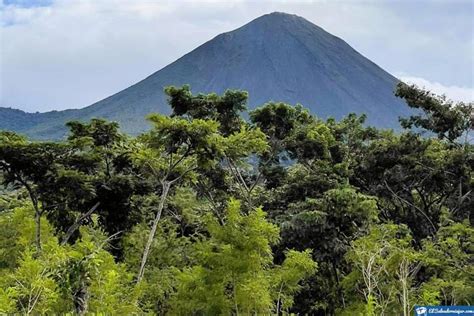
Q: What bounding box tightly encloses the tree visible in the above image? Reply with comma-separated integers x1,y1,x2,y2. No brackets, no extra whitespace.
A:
133,114,223,283
0,131,96,251
343,223,420,316
352,132,472,243
419,216,474,306
64,119,151,254
166,85,248,136
0,204,140,314
0,84,472,314
66,118,123,179
277,187,378,314
168,85,269,210
396,82,473,144
250,102,316,190
170,199,316,314
250,104,381,314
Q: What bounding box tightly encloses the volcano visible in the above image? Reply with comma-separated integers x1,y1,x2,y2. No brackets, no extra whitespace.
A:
1,12,409,139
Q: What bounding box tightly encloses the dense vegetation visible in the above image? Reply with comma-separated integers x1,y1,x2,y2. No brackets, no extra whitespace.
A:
0,83,472,315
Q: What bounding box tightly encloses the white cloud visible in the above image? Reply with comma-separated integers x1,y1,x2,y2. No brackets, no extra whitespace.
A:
398,75,473,103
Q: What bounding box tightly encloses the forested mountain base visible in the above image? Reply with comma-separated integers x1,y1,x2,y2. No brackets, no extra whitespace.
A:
0,83,472,314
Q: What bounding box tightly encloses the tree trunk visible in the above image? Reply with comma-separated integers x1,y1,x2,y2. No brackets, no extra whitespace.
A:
34,210,41,251
137,181,171,283
332,260,345,308
399,260,409,316
22,181,41,252
402,280,408,316
74,276,90,316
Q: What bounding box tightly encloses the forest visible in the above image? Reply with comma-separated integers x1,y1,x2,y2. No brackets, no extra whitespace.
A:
0,83,472,315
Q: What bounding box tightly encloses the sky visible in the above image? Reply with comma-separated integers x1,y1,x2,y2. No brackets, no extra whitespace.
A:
1,0,473,113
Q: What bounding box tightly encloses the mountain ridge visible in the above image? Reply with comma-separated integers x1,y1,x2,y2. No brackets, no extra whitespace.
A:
0,12,409,139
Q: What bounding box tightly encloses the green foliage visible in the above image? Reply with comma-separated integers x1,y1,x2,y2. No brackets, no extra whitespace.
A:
343,223,418,314
170,199,316,315
0,204,55,270
5,248,62,313
396,82,473,142
343,218,474,314
122,219,193,313
272,249,318,312
0,205,141,314
165,85,248,135
419,219,474,305
0,85,472,314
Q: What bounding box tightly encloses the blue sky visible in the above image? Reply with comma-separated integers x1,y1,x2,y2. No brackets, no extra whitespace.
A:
1,0,473,112
3,0,52,7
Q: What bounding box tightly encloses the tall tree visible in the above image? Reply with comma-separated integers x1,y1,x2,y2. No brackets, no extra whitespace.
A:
396,82,473,144
170,199,316,315
133,114,223,283
0,132,96,251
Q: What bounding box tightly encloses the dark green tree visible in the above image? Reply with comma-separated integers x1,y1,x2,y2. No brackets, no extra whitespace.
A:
0,131,96,250
396,82,473,144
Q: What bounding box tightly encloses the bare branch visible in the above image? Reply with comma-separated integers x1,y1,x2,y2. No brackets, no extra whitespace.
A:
61,202,100,246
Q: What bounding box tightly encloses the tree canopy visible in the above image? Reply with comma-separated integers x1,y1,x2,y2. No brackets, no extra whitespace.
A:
0,84,472,314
